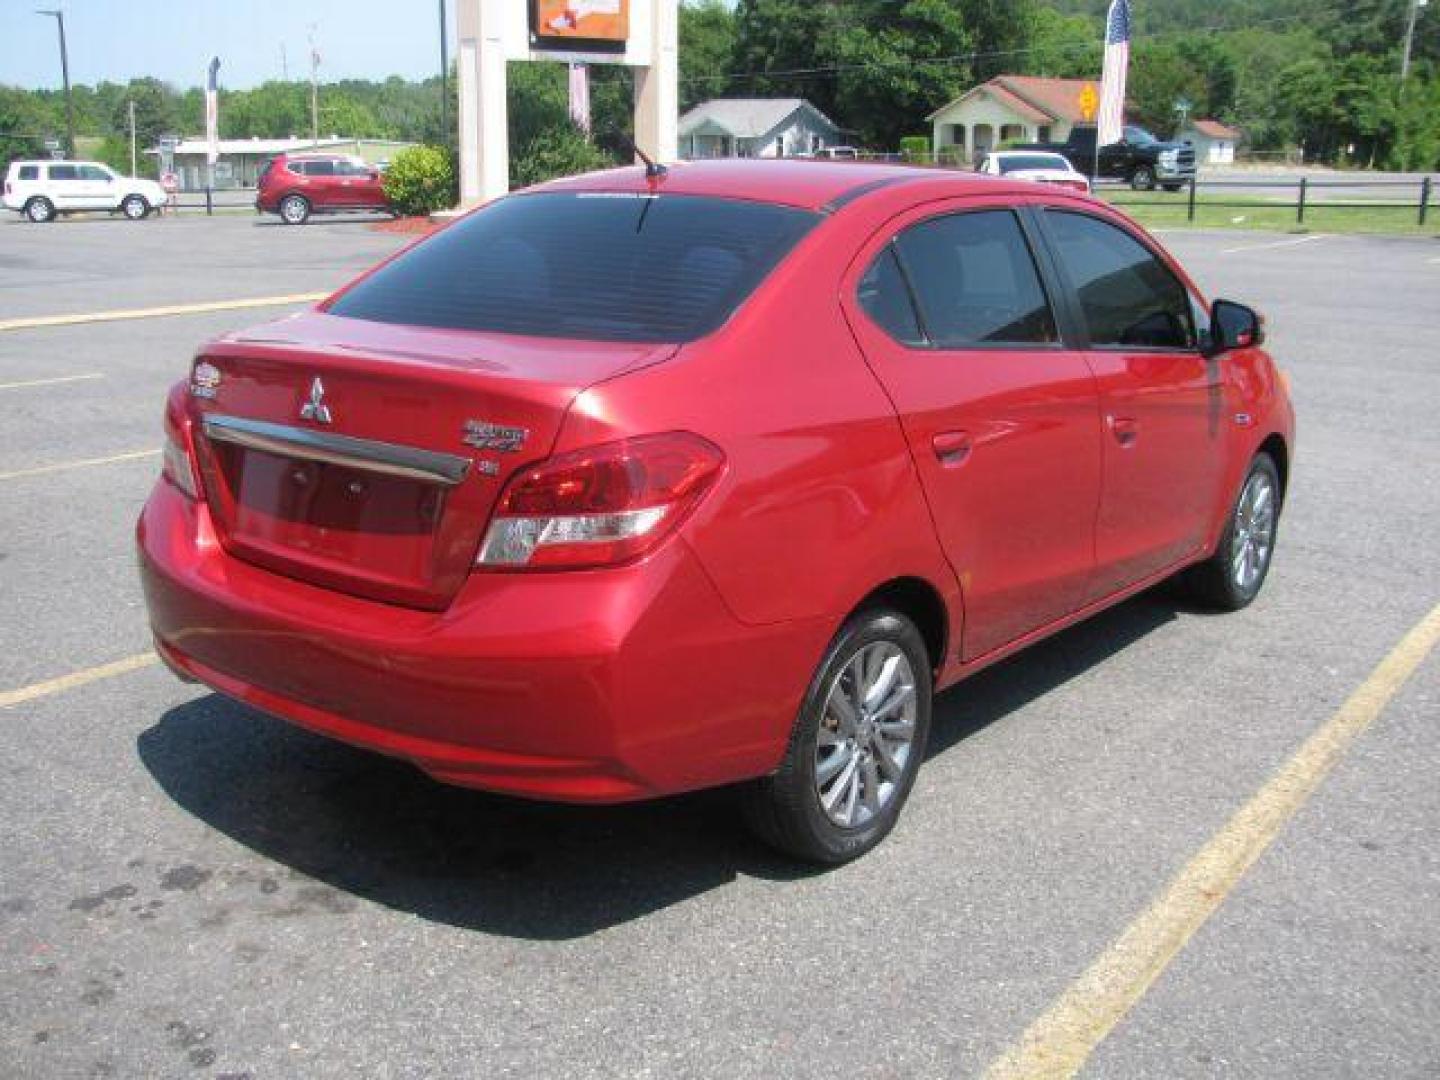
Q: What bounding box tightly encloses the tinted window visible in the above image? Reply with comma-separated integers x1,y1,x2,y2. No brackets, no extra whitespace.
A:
893,210,1057,347
329,192,819,343
1045,211,1195,349
18,165,39,180
301,160,335,176
79,165,110,181
858,247,923,347
336,159,371,176
49,165,78,181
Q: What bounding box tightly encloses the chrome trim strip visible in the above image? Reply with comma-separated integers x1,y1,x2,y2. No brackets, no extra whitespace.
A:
202,414,471,486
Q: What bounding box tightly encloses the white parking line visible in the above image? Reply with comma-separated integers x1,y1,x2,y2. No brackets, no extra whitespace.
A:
1220,234,1329,255
0,448,159,482
0,373,105,392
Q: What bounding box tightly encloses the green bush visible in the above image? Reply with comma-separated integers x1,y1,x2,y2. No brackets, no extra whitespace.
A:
510,124,610,189
898,135,930,162
382,144,456,216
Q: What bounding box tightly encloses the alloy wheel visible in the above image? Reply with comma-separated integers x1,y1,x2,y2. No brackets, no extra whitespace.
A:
1231,469,1276,594
814,641,917,828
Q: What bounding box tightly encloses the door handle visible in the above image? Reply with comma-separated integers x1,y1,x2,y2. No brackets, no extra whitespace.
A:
931,430,972,467
1108,415,1139,447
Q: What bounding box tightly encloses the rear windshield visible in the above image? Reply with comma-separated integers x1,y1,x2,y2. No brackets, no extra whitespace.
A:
328,192,820,343
997,154,1069,173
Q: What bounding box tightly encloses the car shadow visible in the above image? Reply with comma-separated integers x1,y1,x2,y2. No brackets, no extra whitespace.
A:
251,214,394,228
136,592,1178,940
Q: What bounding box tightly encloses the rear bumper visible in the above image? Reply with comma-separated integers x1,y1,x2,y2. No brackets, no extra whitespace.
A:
137,480,824,802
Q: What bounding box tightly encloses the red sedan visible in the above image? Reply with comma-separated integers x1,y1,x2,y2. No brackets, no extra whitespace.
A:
139,160,1294,862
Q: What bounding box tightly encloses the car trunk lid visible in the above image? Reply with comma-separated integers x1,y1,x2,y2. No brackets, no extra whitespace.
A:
189,310,672,610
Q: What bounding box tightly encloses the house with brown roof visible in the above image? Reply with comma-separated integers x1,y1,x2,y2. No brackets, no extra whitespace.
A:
1179,120,1243,165
927,75,1101,163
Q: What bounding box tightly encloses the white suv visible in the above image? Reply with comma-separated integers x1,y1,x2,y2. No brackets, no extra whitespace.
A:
4,160,167,223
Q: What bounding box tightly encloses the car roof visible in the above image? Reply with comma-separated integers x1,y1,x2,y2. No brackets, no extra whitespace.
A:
530,159,1032,212
10,160,105,167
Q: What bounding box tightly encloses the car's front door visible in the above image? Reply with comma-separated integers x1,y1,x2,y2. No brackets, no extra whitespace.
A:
77,164,117,209
843,201,1103,661
1034,206,1225,600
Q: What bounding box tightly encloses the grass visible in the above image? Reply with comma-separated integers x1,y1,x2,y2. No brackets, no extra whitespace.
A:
1100,192,1439,236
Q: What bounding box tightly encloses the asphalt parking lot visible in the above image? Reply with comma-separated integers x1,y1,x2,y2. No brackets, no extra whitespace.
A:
1,212,1437,1079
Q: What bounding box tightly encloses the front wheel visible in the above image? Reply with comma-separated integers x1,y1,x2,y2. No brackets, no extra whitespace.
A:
741,608,932,864
279,194,310,225
1130,165,1157,191
121,194,149,220
1183,453,1282,610
25,197,55,223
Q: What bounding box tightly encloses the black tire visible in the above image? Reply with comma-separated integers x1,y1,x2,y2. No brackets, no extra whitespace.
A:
1162,182,1184,193
1183,453,1282,611
741,608,932,864
1130,165,1157,191
24,197,55,223
121,194,149,220
279,194,310,225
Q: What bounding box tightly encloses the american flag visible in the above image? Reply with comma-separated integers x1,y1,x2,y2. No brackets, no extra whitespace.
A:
205,57,221,167
1097,0,1130,147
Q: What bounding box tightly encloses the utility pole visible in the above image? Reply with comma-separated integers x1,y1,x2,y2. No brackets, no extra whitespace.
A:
438,0,450,148
35,10,75,159
308,26,320,145
1401,0,1429,81
128,99,137,176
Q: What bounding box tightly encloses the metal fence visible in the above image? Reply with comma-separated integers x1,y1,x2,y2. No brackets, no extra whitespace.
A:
1106,175,1435,227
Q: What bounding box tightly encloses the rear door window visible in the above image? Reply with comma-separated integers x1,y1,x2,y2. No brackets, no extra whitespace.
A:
858,247,924,347
329,192,820,343
1043,210,1195,349
49,165,78,182
304,160,336,176
892,209,1057,347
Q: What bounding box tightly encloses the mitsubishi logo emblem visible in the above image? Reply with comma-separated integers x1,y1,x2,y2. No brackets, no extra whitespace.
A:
299,377,332,424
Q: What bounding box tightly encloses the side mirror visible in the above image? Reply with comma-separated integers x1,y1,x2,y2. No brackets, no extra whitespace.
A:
1204,299,1265,357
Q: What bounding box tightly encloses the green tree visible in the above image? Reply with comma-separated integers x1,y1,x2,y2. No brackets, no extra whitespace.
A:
680,0,739,110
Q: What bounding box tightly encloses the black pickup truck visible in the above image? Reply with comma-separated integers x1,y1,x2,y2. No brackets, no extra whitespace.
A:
1017,124,1196,191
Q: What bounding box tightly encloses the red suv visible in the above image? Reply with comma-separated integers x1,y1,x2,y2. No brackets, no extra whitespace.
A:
140,161,1294,862
255,153,392,224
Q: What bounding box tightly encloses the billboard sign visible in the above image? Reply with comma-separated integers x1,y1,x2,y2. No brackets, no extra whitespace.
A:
532,1,629,52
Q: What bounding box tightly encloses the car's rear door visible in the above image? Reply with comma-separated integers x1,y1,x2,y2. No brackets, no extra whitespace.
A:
842,198,1103,661
1032,204,1225,600
300,158,339,206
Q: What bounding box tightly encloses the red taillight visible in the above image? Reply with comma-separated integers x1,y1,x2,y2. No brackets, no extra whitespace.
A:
477,432,724,570
161,402,200,500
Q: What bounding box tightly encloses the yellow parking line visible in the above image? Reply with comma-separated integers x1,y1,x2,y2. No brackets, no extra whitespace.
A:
0,372,105,391
0,652,159,709
984,600,1440,1080
0,292,328,333
0,448,159,481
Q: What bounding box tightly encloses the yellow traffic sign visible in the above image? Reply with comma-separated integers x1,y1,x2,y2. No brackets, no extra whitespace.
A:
1078,83,1099,123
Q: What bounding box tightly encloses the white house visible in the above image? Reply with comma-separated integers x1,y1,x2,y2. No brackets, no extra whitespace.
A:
927,75,1099,164
1178,120,1242,165
678,98,843,159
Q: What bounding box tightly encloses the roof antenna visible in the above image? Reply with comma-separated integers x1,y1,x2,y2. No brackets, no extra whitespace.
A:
609,128,668,179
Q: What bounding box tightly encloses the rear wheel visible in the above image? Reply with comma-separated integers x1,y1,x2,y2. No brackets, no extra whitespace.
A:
741,608,932,864
121,194,149,220
1184,453,1281,610
279,194,310,225
24,197,55,223
1162,182,1184,193
1130,165,1157,191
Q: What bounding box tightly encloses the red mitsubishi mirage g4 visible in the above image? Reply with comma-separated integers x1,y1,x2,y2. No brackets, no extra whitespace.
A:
139,160,1294,863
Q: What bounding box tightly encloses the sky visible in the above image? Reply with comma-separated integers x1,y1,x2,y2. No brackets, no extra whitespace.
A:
2,0,453,90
